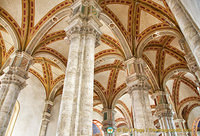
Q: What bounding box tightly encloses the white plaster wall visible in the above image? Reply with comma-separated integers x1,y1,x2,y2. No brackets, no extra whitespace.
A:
187,107,200,129
181,0,200,28
46,95,62,136
12,73,46,136
93,111,103,123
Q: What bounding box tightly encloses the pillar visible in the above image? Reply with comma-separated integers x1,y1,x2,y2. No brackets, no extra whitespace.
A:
56,0,102,136
125,58,154,136
165,0,200,66
0,51,32,136
179,39,200,84
78,29,98,135
39,100,54,136
179,39,200,94
152,91,177,136
102,108,116,136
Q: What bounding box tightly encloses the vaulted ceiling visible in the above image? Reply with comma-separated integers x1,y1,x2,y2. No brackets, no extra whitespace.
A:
0,0,199,129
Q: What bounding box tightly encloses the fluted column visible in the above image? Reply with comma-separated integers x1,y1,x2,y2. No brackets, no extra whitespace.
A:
102,109,116,136
56,0,102,136
0,52,32,136
174,119,188,136
165,0,200,66
125,58,154,136
152,91,177,136
39,100,53,136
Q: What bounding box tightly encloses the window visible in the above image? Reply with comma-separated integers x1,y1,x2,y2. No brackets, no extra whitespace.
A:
5,101,20,136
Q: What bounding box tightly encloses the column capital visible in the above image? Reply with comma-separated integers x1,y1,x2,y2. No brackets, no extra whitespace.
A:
42,100,54,123
5,51,32,72
128,79,151,94
124,58,147,76
102,108,116,132
151,91,174,118
178,38,187,51
0,51,33,89
64,0,102,41
151,91,168,99
155,104,173,118
124,57,151,92
174,118,185,123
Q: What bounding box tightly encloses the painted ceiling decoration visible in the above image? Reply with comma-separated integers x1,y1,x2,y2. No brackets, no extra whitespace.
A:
0,0,199,131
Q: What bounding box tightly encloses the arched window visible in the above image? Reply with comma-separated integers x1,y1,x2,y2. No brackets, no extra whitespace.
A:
192,117,200,136
93,120,103,136
5,101,20,136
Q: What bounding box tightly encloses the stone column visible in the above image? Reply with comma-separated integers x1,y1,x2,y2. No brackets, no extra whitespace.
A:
78,31,99,135
179,39,200,95
102,109,116,136
39,100,53,136
184,52,200,95
0,83,8,110
152,91,177,136
174,119,189,136
56,1,102,136
165,0,200,66
179,39,200,85
125,58,154,136
0,52,32,136
56,27,81,136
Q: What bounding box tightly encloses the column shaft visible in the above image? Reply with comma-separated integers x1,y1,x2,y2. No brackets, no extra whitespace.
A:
179,39,200,84
56,32,81,136
56,1,102,136
39,100,53,136
0,57,15,109
152,91,177,136
78,34,95,136
0,85,9,110
0,52,32,136
0,81,21,136
129,83,154,136
165,0,200,66
102,109,116,136
125,58,154,136
70,34,85,136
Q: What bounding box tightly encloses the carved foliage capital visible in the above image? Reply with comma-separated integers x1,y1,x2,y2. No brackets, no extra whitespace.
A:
0,72,27,90
65,0,102,37
128,78,151,94
0,52,32,89
155,104,173,118
42,100,54,122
